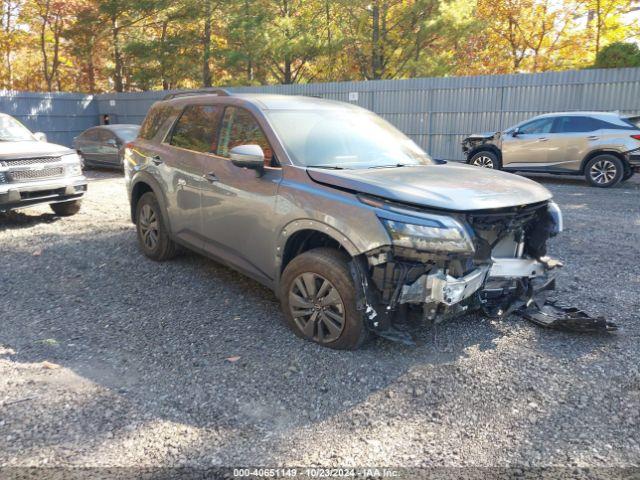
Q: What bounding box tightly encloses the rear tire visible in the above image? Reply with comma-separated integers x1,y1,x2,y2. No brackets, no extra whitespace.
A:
135,192,177,261
468,150,501,169
50,199,81,216
280,248,369,350
585,155,623,188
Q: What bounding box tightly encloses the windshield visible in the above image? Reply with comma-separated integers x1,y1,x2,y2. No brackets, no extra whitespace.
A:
266,108,433,169
0,115,35,142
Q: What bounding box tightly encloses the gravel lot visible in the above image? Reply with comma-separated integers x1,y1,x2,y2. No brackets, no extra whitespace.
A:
1,170,639,472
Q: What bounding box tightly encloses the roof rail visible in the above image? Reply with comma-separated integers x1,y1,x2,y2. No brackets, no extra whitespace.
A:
162,88,231,101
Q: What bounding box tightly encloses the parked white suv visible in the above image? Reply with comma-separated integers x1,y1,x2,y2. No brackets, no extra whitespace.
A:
0,113,86,215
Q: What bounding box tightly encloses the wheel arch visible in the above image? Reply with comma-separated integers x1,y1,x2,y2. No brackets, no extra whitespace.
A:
129,173,172,232
466,145,502,163
580,150,628,174
278,221,360,276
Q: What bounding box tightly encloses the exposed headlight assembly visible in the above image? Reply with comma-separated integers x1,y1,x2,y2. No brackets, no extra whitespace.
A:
547,201,563,236
358,195,475,254
380,216,475,253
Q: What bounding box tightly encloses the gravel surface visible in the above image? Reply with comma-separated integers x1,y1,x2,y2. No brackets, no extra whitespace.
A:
1,170,639,470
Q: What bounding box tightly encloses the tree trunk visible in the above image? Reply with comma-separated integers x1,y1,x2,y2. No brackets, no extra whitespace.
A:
247,59,253,82
371,0,381,79
283,57,292,84
595,0,601,55
87,45,96,93
4,3,12,89
111,13,124,92
160,19,169,90
202,0,212,87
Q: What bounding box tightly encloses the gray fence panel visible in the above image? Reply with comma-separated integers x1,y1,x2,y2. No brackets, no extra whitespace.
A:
1,67,639,157
0,91,98,146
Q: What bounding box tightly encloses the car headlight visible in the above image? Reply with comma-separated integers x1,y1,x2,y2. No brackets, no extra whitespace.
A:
62,153,83,176
66,163,83,176
547,201,563,236
381,217,475,253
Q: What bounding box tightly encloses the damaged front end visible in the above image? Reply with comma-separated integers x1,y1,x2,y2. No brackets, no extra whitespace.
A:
352,196,614,344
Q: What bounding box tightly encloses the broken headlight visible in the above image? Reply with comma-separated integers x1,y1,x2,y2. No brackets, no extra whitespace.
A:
547,201,563,236
381,217,475,253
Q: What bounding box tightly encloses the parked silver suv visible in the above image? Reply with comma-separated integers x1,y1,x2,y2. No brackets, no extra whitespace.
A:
462,112,640,187
125,90,566,349
0,113,86,215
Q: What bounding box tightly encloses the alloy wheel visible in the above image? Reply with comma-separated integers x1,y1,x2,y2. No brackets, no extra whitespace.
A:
590,159,617,185
289,272,346,344
139,204,159,251
472,155,494,168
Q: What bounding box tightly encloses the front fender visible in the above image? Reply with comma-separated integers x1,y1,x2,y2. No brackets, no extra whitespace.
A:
277,219,361,258
129,170,172,233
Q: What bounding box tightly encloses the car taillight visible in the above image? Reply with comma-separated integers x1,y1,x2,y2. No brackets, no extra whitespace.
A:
631,135,640,141
125,142,134,149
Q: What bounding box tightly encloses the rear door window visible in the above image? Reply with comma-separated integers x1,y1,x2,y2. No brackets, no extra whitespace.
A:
553,116,600,133
79,129,100,142
216,107,277,166
97,130,116,143
169,105,222,153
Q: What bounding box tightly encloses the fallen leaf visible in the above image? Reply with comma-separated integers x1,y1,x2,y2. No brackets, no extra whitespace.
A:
32,249,42,257
226,356,241,363
41,361,60,370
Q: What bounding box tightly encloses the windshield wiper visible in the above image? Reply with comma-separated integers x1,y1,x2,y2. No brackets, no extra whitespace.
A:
368,163,408,169
306,165,347,170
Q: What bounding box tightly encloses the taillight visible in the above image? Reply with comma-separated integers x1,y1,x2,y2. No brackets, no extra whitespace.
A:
631,135,640,141
125,142,135,150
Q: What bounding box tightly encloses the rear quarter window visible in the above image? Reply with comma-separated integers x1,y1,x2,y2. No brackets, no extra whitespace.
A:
139,105,174,140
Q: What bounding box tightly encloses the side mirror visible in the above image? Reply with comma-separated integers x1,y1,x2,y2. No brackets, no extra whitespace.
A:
33,132,47,142
106,138,118,147
229,144,265,176
511,127,520,137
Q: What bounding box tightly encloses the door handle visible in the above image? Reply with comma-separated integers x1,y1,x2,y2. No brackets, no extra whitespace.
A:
151,155,163,165
203,172,219,183
538,137,549,141
587,135,599,140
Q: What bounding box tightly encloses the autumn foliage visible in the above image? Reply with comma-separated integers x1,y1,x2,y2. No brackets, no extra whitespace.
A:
0,0,638,93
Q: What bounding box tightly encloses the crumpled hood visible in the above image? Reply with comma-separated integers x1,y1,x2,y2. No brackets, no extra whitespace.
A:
0,141,73,160
307,163,553,211
465,131,499,141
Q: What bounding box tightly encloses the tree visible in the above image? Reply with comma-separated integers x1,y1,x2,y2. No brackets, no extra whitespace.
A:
339,0,453,80
98,0,170,92
26,0,79,91
584,0,638,56
593,41,640,68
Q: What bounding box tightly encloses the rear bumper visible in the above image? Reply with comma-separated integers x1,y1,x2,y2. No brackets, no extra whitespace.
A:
628,154,640,172
0,176,87,212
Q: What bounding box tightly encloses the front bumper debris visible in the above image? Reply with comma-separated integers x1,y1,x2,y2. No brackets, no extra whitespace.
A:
350,200,615,344
399,266,490,306
351,251,616,344
517,301,617,333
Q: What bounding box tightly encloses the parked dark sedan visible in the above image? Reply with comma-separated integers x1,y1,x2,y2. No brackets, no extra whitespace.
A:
74,124,140,169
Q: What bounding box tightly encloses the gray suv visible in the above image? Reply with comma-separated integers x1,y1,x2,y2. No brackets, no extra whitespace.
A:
0,113,86,215
462,112,640,187
125,90,565,349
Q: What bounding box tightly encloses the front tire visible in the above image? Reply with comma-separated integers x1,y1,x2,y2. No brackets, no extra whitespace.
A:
50,199,82,216
280,248,369,350
469,150,501,169
135,192,177,261
585,155,623,188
